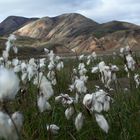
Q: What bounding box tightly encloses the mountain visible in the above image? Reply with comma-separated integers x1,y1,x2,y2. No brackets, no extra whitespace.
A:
15,13,98,38
99,29,140,52
92,20,140,38
0,13,140,54
0,16,39,36
93,21,140,53
14,13,99,53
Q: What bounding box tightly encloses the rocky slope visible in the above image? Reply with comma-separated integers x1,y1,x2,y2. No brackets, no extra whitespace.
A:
99,29,140,52
0,16,38,36
14,13,99,53
0,13,140,54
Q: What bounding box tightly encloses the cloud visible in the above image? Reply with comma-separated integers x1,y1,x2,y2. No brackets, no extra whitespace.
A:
0,0,140,25
76,0,140,24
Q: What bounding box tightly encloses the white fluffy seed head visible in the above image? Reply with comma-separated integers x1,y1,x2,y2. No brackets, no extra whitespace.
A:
40,76,54,100
2,50,9,61
37,95,51,112
75,112,84,131
0,68,19,101
95,114,109,133
0,111,23,140
13,46,18,54
65,106,75,120
47,124,60,134
92,51,97,59
98,61,106,72
83,94,93,110
126,54,135,71
12,58,19,66
11,112,23,131
79,54,84,60
48,61,55,70
55,96,62,102
8,34,16,42
75,79,87,94
91,66,99,73
5,34,16,54
120,47,124,53
14,65,21,73
56,61,64,71
44,48,49,53
0,112,11,139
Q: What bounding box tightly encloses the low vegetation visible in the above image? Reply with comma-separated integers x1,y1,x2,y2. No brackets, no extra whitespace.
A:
0,35,140,140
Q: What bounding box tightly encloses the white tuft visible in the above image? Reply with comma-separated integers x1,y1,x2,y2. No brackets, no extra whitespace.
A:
47,124,60,134
65,106,75,120
95,114,109,133
75,112,84,131
0,68,19,100
37,95,51,112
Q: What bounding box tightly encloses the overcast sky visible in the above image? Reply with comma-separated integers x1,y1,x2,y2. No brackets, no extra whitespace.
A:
0,0,140,25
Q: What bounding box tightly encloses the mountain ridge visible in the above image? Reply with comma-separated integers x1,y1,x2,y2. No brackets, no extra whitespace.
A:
0,16,39,36
0,13,140,54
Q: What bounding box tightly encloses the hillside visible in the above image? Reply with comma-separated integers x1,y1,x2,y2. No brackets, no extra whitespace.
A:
0,16,38,36
99,29,140,52
14,13,99,53
0,13,140,54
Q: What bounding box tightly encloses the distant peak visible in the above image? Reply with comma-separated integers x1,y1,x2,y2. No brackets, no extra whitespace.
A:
53,13,89,19
5,15,28,20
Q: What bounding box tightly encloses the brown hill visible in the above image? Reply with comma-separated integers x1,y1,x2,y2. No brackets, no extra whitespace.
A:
14,13,99,53
0,16,38,36
99,29,140,52
92,20,140,38
14,14,140,53
15,13,98,38
0,13,140,54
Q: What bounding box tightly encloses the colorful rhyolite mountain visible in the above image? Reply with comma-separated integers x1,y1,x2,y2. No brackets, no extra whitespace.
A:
0,13,140,54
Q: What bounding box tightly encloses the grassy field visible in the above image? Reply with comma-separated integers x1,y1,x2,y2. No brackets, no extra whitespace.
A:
0,52,139,140
1,34,140,140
